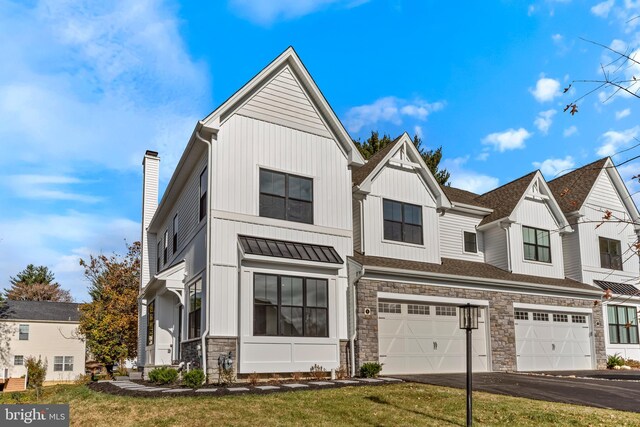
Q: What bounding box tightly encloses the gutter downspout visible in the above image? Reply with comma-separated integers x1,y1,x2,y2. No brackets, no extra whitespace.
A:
349,266,363,377
500,221,513,272
195,121,217,382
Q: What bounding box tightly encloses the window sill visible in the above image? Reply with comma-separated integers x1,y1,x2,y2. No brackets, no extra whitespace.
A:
381,238,425,249
522,258,553,266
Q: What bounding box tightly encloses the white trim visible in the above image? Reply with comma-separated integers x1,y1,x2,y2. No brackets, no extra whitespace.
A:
513,302,592,314
377,292,489,307
241,253,343,271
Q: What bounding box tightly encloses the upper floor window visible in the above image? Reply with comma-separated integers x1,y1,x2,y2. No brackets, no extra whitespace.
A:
608,305,638,344
53,356,74,372
188,280,202,339
600,237,622,271
14,355,23,366
522,226,551,263
18,324,28,340
172,214,178,254
464,231,477,253
147,300,155,346
259,169,313,224
253,274,328,337
383,199,423,245
163,229,168,265
199,168,207,221
157,241,162,272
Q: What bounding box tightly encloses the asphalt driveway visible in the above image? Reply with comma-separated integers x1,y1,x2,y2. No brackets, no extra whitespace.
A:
396,371,640,413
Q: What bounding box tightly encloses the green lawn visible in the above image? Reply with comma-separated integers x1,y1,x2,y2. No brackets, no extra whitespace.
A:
2,383,638,426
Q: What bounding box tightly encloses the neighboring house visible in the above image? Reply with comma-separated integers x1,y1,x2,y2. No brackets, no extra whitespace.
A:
138,47,637,381
549,158,640,360
0,300,85,385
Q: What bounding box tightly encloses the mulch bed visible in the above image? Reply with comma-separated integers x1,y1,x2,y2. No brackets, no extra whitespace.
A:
87,378,392,398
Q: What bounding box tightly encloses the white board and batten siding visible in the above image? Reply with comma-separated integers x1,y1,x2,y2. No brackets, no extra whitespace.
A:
439,211,485,262
363,165,440,263
578,170,639,284
509,198,565,279
483,225,509,270
235,67,332,139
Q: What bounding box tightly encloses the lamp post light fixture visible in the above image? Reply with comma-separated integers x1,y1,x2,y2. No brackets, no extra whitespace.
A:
458,303,479,427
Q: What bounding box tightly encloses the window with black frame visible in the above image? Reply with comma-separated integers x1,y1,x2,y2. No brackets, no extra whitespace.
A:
608,305,639,344
172,214,178,254
188,280,202,339
522,226,551,263
600,237,622,270
147,300,154,346
463,231,477,253
259,169,313,224
383,199,423,245
199,168,207,221
163,229,168,264
254,273,327,337
157,240,162,272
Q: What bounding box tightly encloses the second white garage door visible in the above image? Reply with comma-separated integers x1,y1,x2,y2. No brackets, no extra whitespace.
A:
514,308,593,371
378,301,489,375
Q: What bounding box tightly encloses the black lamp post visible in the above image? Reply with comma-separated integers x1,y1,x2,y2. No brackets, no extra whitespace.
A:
458,303,479,427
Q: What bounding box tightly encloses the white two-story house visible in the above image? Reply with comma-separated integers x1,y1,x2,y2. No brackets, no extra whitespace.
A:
349,134,606,375
549,158,640,360
138,47,365,381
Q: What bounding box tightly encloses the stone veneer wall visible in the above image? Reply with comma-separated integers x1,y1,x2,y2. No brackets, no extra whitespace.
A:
339,339,349,375
181,340,202,369
355,279,607,371
206,337,237,383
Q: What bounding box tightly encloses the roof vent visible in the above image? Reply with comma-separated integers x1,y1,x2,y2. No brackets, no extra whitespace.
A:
145,150,159,157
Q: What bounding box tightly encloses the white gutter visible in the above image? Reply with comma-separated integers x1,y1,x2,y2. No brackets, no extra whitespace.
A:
195,121,217,382
500,221,513,272
361,264,603,297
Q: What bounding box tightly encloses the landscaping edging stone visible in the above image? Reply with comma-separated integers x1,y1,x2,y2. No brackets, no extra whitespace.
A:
88,377,401,398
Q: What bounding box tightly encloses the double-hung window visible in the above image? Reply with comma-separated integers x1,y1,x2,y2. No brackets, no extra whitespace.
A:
522,226,551,263
14,355,23,366
464,231,477,253
172,214,178,254
253,274,328,337
600,237,622,270
188,280,202,339
608,305,639,344
147,300,155,346
18,324,28,340
259,169,313,224
383,199,423,245
157,241,162,272
163,229,168,265
53,356,74,372
199,168,207,221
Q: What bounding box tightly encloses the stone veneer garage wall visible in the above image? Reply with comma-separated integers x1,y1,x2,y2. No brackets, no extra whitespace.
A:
355,278,607,371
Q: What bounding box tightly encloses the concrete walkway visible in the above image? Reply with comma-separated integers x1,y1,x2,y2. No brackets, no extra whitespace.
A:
397,372,640,413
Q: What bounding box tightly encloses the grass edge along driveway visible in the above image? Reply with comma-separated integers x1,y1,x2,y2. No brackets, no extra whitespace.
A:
2,382,638,426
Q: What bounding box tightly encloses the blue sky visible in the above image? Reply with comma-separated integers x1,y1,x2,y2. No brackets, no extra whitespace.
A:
0,0,638,300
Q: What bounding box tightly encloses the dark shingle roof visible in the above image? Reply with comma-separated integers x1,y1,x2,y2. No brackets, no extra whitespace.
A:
476,171,538,226
352,135,404,186
239,235,343,264
548,157,609,214
594,280,640,296
352,252,597,292
0,300,80,322
441,186,488,208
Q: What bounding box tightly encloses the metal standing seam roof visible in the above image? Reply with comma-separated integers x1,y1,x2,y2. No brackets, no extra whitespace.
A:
239,235,344,264
594,280,640,296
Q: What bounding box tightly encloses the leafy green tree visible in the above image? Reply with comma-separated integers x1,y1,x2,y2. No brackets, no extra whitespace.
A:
5,265,72,302
79,242,140,368
354,131,451,185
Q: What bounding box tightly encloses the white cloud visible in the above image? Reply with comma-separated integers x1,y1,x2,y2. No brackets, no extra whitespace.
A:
0,1,208,178
4,174,102,203
563,125,578,137
442,157,499,194
529,76,562,102
413,125,423,138
482,128,532,152
591,0,615,17
533,109,557,135
475,151,490,161
0,212,139,301
616,108,631,119
228,0,370,25
344,96,445,133
533,156,575,177
551,34,563,43
596,126,640,156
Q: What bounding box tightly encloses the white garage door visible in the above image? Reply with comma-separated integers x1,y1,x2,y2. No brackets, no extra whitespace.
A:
515,309,593,371
378,301,489,375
